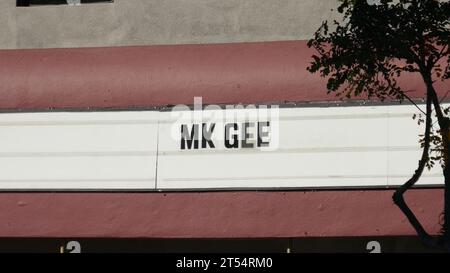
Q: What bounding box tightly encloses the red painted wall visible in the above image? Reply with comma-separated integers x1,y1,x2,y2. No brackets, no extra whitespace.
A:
0,190,443,238
1,41,448,110
0,40,448,238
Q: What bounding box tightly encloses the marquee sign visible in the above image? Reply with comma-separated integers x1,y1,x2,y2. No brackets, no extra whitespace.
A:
0,104,444,190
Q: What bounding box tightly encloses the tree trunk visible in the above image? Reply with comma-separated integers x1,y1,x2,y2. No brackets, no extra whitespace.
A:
424,73,450,251
444,166,450,249
392,87,438,249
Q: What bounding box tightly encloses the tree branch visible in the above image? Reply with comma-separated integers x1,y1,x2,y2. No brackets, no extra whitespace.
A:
398,90,426,115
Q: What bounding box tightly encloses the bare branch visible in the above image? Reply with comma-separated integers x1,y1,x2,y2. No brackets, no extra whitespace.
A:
398,91,426,115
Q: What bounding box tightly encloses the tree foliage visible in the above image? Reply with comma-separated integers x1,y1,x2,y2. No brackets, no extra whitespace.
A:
307,0,450,251
308,0,449,100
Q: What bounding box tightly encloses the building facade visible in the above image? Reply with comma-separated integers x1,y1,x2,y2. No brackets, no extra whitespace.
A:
0,0,447,252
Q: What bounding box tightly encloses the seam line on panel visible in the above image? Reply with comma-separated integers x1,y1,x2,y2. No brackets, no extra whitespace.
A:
155,120,161,190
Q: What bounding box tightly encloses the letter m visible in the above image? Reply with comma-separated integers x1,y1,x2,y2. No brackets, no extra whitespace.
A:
181,124,199,150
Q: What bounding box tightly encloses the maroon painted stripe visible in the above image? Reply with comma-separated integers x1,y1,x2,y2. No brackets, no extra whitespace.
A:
1,41,448,110
0,189,443,238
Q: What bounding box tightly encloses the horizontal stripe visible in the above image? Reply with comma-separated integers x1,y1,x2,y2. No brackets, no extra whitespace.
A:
0,151,156,158
0,179,154,183
1,41,448,110
163,173,441,182
0,190,443,237
0,110,412,126
0,120,159,126
159,146,420,156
